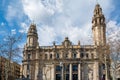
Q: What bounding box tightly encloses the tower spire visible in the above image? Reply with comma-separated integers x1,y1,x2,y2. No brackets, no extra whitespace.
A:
92,4,106,46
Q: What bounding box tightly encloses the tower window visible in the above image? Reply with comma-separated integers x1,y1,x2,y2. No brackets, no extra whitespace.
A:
28,54,31,59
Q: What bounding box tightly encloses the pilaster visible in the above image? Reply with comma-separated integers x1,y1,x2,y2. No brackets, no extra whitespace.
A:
93,61,99,80
69,64,72,80
78,64,81,80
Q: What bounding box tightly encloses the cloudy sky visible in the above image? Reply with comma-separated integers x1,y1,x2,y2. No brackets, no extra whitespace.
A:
0,0,120,47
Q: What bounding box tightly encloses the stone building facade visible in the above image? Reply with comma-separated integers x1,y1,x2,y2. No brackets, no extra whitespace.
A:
22,4,110,80
116,63,120,80
0,56,21,80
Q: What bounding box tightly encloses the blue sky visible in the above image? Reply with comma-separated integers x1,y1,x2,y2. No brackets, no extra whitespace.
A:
0,0,120,47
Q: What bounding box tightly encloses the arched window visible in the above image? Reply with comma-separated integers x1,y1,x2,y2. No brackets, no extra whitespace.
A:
80,53,84,58
73,53,77,59
50,54,52,59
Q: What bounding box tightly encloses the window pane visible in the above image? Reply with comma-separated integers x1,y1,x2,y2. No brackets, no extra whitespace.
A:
66,74,69,80
27,64,29,70
56,74,61,80
72,64,78,71
72,74,78,80
28,54,31,59
65,65,69,72
86,53,88,58
56,66,61,71
56,53,59,59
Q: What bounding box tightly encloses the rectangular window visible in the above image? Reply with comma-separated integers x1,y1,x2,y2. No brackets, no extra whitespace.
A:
66,74,69,80
56,65,61,72
27,75,29,78
102,64,105,70
28,54,31,59
50,54,52,59
72,64,78,71
72,74,78,80
27,64,30,70
56,74,61,80
80,53,84,58
56,53,59,59
65,65,69,72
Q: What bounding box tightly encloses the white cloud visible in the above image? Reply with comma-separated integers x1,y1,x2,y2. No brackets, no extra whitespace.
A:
22,0,63,24
107,20,120,43
37,25,57,46
21,0,114,46
5,0,25,26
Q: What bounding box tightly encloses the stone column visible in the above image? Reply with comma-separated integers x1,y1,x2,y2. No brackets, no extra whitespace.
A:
35,62,39,80
52,64,55,80
35,52,39,80
93,62,99,80
78,64,81,80
62,64,64,80
69,64,72,80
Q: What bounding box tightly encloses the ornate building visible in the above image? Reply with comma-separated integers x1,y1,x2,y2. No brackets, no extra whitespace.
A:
22,4,110,80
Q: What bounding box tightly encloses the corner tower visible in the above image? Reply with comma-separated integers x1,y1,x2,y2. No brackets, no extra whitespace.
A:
92,4,106,46
23,23,39,79
26,23,38,47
